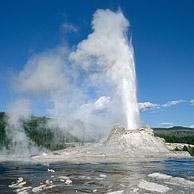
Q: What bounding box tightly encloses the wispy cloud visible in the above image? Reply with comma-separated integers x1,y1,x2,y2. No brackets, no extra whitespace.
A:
160,122,174,127
61,23,78,33
190,99,194,105
139,102,159,112
162,100,185,107
139,99,186,112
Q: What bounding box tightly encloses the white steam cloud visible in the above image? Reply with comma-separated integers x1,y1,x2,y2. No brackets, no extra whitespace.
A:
5,9,193,156
70,9,141,129
5,99,39,155
14,48,68,95
5,9,142,155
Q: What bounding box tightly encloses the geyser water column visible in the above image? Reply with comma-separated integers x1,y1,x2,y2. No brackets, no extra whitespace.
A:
118,41,140,130
70,9,141,130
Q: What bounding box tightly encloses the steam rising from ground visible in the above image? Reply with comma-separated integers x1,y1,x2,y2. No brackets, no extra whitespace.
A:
5,100,39,155
5,9,141,154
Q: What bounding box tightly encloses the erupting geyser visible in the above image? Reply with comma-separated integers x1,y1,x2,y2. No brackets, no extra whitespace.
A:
70,9,170,156
120,43,141,130
29,9,183,162
71,9,141,130
3,9,188,160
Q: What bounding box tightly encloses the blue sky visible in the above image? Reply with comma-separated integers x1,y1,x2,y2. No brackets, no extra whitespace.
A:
0,0,194,127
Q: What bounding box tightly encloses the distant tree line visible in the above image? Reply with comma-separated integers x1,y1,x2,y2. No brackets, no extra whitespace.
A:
0,112,80,150
153,127,194,145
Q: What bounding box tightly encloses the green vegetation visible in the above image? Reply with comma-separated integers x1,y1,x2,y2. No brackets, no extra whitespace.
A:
0,112,81,150
23,116,80,150
0,112,10,148
174,146,181,151
153,126,194,145
182,145,194,156
174,145,194,156
153,126,194,156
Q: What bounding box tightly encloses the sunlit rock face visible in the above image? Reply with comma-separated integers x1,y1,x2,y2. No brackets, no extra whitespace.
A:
103,126,169,155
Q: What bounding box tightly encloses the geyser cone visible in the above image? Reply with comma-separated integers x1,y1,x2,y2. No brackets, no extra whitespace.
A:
103,126,170,154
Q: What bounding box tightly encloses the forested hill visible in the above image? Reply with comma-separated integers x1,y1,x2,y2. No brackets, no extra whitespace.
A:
154,126,194,131
153,126,194,145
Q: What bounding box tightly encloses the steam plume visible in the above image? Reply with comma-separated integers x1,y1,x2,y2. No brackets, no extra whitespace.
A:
6,100,39,155
70,9,141,129
5,9,141,154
